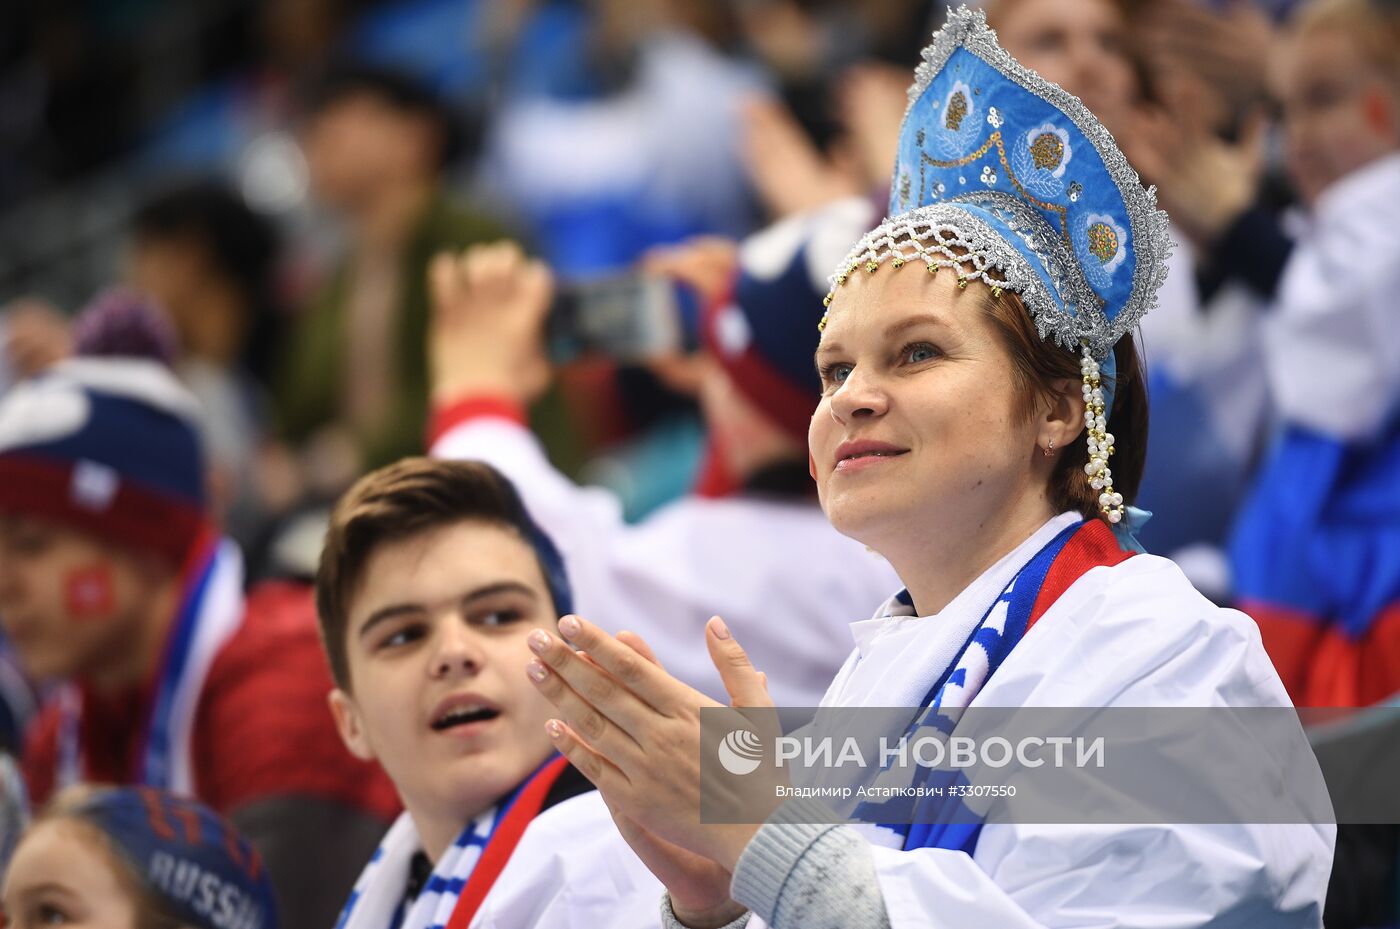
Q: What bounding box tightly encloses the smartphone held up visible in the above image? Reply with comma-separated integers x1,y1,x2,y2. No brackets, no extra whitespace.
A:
547,272,701,364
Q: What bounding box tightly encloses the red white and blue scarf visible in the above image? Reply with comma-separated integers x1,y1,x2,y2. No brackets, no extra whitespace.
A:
57,533,244,794
335,756,583,929
855,518,1134,854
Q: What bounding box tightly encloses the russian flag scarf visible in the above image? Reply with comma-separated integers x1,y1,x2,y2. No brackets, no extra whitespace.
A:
854,518,1133,854
335,756,578,929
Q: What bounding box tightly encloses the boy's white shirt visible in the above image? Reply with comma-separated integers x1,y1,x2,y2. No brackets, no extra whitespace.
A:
338,793,662,929
745,514,1335,929
429,417,900,708
1265,151,1400,440
472,792,663,928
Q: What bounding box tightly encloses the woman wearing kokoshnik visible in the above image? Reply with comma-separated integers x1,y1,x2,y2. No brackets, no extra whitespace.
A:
517,7,1335,929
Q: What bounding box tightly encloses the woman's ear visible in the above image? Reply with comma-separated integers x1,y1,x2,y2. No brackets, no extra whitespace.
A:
1039,377,1086,452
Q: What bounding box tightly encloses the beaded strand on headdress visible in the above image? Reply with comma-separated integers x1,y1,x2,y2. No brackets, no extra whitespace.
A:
1080,346,1123,524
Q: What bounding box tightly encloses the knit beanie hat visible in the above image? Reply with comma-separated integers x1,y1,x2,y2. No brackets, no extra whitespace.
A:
701,197,878,444
64,786,278,929
0,357,207,564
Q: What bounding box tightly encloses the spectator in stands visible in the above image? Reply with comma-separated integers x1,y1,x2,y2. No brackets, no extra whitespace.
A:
0,354,399,927
427,232,900,707
279,63,515,475
1,786,277,929
318,457,661,928
1230,0,1400,708
129,181,281,390
127,183,283,544
973,0,1275,579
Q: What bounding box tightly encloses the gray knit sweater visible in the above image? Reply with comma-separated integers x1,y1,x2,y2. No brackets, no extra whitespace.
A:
660,799,892,929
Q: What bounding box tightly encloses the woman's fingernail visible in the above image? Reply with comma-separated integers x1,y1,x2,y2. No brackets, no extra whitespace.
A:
527,660,549,682
710,616,731,640
529,629,551,654
546,719,564,739
559,615,580,638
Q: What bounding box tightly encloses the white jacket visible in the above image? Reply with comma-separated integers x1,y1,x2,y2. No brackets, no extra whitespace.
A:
775,514,1335,929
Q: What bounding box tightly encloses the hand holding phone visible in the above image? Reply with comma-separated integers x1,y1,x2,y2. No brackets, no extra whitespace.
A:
428,242,554,407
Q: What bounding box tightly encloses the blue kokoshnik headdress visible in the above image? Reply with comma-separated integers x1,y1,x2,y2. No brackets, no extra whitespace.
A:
820,6,1170,524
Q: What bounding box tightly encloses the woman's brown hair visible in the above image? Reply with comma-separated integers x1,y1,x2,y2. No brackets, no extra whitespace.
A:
979,286,1149,522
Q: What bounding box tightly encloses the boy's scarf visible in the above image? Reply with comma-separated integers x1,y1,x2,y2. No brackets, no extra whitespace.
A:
336,757,572,929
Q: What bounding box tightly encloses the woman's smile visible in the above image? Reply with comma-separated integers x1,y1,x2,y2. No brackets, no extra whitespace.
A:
833,439,911,473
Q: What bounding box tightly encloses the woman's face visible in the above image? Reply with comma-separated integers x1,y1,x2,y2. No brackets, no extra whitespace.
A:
810,267,1047,555
1,819,140,929
989,0,1137,126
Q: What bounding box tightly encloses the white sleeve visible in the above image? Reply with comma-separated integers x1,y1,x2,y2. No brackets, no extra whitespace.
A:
863,557,1334,929
868,821,1328,929
1264,159,1400,440
430,415,625,544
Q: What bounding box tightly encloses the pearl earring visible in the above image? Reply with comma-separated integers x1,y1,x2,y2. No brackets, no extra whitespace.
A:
1043,439,1054,457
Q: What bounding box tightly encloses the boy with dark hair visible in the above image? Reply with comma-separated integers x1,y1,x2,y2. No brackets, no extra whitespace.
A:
128,182,283,540
318,457,661,929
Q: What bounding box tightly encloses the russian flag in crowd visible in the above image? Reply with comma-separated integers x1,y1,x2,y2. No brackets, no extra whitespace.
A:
1230,420,1400,707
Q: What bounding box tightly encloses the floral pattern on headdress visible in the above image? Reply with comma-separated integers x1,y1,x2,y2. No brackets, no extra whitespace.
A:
834,6,1170,363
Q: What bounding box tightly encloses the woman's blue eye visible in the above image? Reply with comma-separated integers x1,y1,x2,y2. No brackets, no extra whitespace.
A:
823,363,853,385
904,343,938,364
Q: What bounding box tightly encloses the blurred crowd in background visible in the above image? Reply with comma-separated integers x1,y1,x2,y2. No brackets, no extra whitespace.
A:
1,0,1399,924
0,0,1379,574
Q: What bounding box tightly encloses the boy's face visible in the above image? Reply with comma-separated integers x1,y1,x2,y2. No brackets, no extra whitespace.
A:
1273,28,1400,205
0,515,151,682
329,520,559,828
